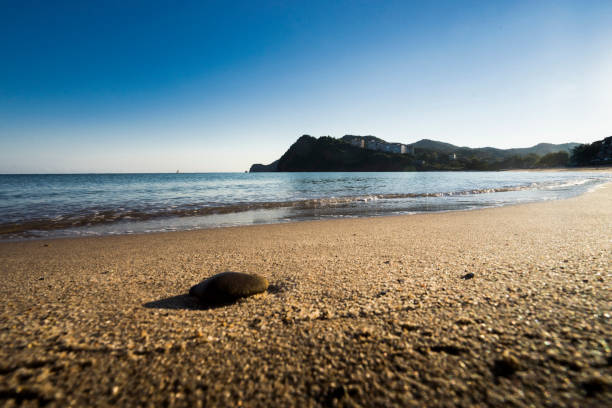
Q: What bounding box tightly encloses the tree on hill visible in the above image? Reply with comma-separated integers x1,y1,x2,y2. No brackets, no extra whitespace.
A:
570,137,612,166
536,151,570,168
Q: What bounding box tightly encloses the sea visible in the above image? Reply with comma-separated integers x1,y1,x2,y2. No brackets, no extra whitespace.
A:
0,171,610,240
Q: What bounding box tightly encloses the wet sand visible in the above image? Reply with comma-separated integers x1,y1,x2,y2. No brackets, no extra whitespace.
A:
1,183,611,407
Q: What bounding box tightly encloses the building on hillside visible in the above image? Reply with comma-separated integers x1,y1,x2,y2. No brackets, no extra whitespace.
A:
389,143,405,154
349,139,365,148
345,136,412,154
366,140,380,151
449,153,457,160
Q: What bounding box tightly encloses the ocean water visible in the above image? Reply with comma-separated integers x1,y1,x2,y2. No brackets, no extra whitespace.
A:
0,171,610,240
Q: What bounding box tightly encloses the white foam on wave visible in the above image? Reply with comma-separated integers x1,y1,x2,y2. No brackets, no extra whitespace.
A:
587,180,611,193
542,178,592,190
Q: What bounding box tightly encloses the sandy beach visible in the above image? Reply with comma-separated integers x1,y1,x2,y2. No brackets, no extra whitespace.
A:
1,183,611,407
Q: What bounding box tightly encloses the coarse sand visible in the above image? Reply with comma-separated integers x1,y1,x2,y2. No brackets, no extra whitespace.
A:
1,182,611,407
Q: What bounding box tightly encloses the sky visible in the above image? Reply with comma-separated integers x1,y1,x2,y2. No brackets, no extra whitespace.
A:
1,0,611,173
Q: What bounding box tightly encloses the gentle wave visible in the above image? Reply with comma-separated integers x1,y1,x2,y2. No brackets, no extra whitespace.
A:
0,182,568,237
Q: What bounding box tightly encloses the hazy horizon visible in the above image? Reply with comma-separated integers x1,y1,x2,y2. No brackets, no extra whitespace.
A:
2,1,611,173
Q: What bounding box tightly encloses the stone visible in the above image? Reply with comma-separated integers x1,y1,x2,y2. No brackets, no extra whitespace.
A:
461,272,475,280
492,351,521,377
189,272,268,304
581,375,610,397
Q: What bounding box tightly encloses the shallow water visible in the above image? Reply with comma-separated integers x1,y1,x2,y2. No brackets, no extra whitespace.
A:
0,171,610,240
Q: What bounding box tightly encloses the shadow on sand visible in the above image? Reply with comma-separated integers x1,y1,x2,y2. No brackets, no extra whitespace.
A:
143,294,235,310
143,282,283,311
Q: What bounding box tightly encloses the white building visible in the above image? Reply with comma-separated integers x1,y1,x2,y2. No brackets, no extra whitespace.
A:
349,139,365,148
345,136,413,154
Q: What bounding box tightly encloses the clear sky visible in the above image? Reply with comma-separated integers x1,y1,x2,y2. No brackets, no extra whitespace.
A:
1,0,611,173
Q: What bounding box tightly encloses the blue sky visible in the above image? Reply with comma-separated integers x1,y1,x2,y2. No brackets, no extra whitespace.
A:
1,0,611,173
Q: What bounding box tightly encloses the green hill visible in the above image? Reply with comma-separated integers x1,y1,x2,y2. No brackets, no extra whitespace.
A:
249,135,584,172
274,136,415,172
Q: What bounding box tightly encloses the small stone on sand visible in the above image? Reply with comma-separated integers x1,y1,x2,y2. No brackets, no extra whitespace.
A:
492,351,521,377
461,272,474,280
189,272,268,304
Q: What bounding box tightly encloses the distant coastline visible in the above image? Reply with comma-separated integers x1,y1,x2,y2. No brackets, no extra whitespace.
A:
250,135,612,172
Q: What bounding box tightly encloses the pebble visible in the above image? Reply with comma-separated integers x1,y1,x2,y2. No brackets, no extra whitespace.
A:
461,272,475,280
189,272,268,304
492,351,521,377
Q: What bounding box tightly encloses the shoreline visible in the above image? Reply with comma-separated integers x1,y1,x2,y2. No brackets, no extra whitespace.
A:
2,172,611,243
0,193,589,244
0,193,590,244
1,182,611,406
